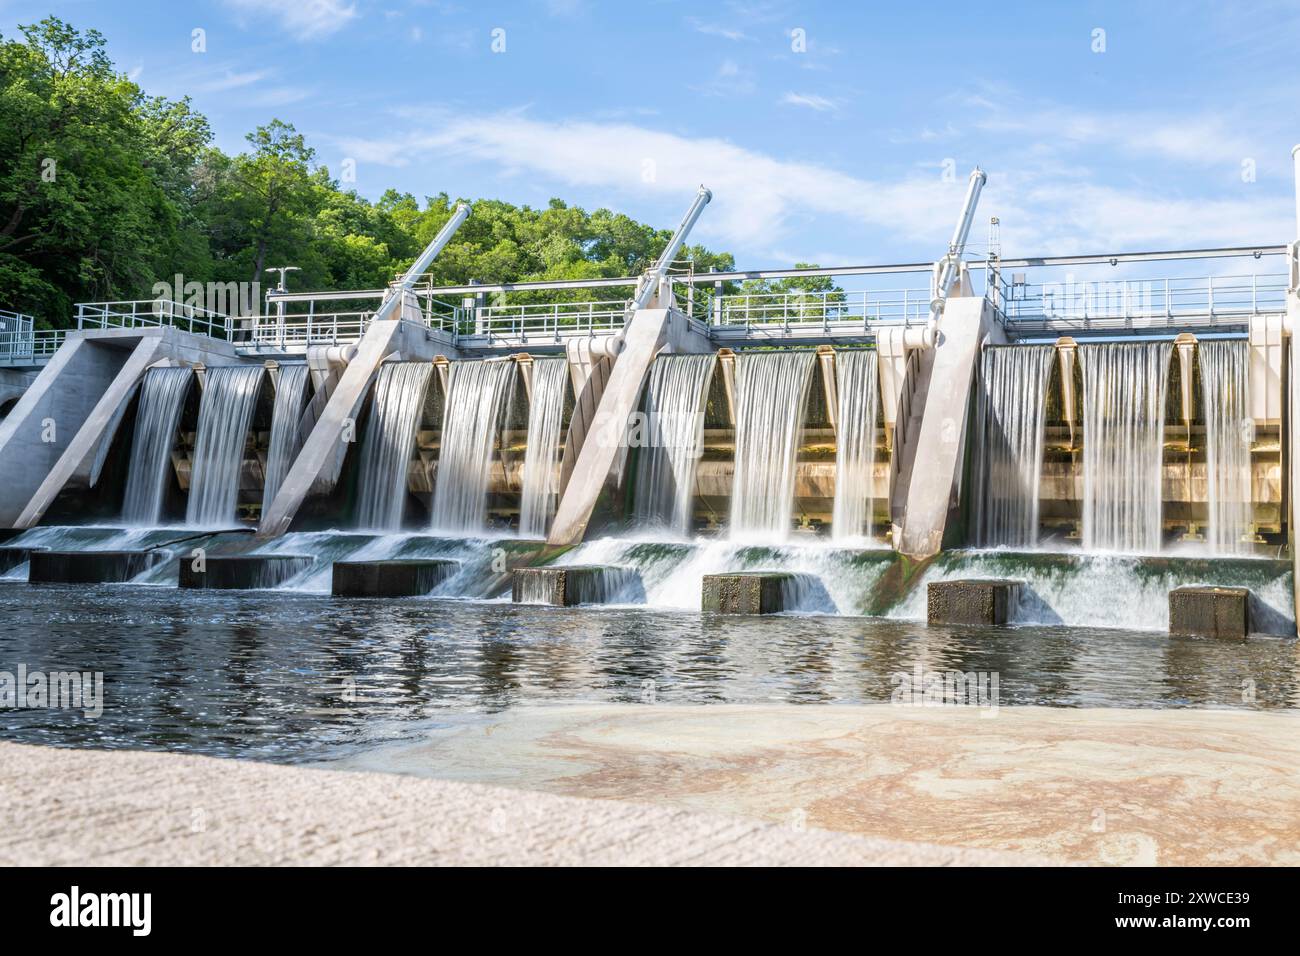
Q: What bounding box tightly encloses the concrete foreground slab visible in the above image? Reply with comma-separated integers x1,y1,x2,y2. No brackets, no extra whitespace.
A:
0,741,1039,866
341,704,1300,866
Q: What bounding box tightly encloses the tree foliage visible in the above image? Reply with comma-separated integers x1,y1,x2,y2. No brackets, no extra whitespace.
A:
0,18,740,328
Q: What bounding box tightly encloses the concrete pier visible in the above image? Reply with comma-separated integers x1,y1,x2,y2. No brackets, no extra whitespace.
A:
28,549,167,584
332,559,459,598
1169,585,1251,639
179,554,314,590
927,578,1021,626
258,320,460,537
0,546,39,574
702,571,802,615
512,565,641,606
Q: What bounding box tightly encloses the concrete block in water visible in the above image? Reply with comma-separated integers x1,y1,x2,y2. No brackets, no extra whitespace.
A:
332,559,458,598
927,579,1021,626
512,565,642,606
1169,586,1251,639
179,554,314,590
29,550,167,584
0,546,41,575
702,572,806,615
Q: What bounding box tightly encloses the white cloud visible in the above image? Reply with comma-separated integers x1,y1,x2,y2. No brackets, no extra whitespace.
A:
338,112,984,248
779,91,837,112
223,0,357,40
687,17,752,41
196,69,272,93
250,86,313,107
971,104,1260,170
335,111,1291,259
691,59,757,97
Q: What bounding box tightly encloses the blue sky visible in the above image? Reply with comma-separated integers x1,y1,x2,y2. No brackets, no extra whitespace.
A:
3,0,1300,270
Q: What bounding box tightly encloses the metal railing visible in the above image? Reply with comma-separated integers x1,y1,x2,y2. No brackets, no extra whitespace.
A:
250,312,376,348
460,299,632,342
0,310,35,364
0,329,65,365
252,292,462,348
76,300,233,338
998,273,1289,332
700,288,932,331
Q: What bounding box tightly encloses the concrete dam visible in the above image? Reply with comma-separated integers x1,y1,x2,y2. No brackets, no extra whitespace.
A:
2,167,1299,640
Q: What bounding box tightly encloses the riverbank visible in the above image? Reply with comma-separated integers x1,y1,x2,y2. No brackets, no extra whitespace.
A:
340,703,1300,866
5,703,1298,865
0,740,1036,866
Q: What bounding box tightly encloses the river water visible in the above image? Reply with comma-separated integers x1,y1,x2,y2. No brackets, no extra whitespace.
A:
1,580,1296,766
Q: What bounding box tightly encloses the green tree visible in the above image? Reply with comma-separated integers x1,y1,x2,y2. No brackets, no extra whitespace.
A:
0,17,210,324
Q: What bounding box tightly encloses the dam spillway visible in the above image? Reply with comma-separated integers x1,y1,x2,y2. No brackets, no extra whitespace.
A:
429,359,518,534
1080,341,1172,554
0,182,1296,640
631,353,716,536
2,322,1291,637
121,366,193,526
831,349,880,544
518,357,569,539
262,363,310,516
186,365,265,528
971,344,1054,549
1199,340,1253,556
729,350,817,542
354,361,435,531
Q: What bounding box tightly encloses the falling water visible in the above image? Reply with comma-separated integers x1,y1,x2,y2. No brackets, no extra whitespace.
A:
122,366,193,525
1199,340,1252,555
354,362,434,531
970,345,1054,547
831,350,880,542
186,365,265,527
729,351,816,541
632,353,716,535
430,360,518,533
1080,341,1171,553
518,358,569,539
261,364,310,513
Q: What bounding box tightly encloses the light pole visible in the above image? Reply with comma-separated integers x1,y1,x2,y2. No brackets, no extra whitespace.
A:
264,266,300,345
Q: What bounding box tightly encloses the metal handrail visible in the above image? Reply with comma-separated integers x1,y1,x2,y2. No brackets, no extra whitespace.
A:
0,329,65,364
462,299,633,341
1000,273,1288,330
75,300,233,338
251,312,374,348
703,288,931,329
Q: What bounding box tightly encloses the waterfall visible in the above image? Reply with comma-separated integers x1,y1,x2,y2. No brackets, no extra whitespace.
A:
430,360,518,533
354,362,434,531
831,350,880,542
518,358,568,539
122,366,193,525
261,364,310,514
632,353,716,535
971,345,1054,547
729,351,815,541
186,366,265,527
1199,340,1252,555
1080,342,1171,553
